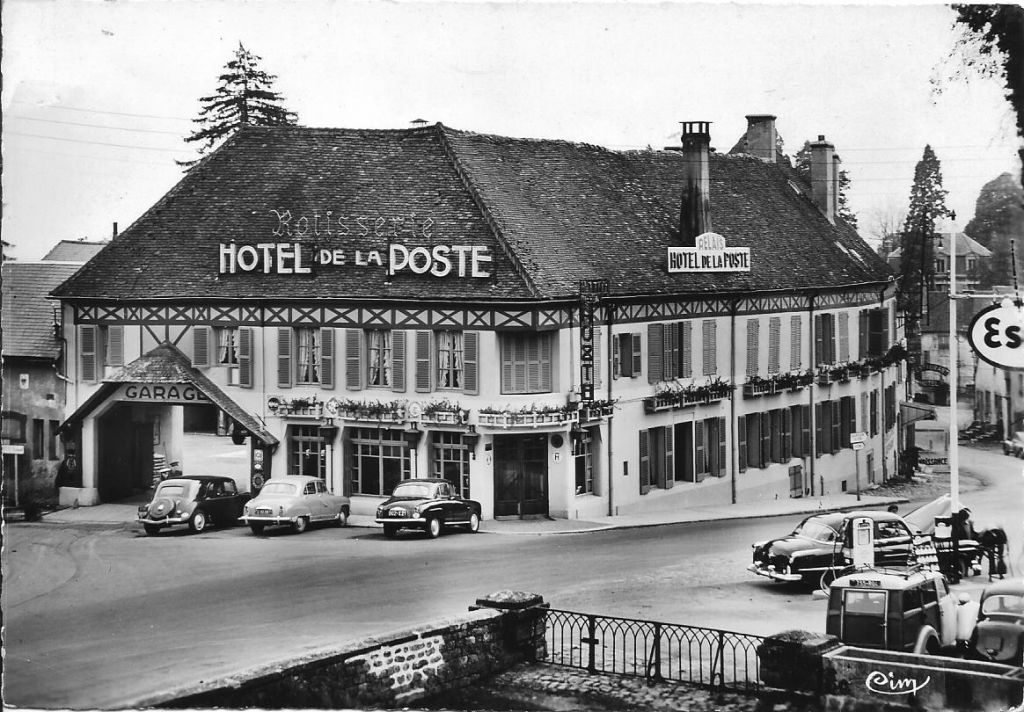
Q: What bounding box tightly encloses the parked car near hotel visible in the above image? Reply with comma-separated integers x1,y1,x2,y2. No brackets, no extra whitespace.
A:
748,510,916,586
1002,432,1024,457
969,579,1024,666
241,475,350,535
138,475,250,535
375,478,481,538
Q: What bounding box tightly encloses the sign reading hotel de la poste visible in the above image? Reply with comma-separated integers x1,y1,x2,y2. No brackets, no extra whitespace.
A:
667,232,751,273
217,210,493,278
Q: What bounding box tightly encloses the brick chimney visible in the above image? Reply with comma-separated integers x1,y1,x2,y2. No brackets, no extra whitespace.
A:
679,121,712,247
744,114,777,163
810,135,835,224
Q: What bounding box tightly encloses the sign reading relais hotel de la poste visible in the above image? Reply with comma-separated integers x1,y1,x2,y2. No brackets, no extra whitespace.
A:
217,209,493,278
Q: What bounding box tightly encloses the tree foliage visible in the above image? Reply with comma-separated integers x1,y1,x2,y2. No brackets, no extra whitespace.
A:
898,145,951,361
954,5,1024,190
965,172,1024,288
180,43,297,168
793,141,858,228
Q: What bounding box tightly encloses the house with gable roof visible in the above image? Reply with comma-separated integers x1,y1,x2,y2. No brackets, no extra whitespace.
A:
52,114,903,520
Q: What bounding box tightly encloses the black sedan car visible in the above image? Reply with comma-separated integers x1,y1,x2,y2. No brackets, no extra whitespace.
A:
375,478,482,538
138,475,250,535
970,579,1024,666
748,510,915,585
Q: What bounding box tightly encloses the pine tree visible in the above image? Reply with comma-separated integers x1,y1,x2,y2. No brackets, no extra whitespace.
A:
180,43,297,168
898,145,951,365
793,141,858,228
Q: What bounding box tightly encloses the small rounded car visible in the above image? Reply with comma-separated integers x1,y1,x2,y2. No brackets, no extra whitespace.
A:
969,579,1024,666
240,475,350,535
138,475,251,535
374,478,482,538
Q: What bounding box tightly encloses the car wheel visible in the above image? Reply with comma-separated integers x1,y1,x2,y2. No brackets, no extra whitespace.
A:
426,516,442,539
292,515,309,534
188,511,208,533
249,523,265,535
143,523,160,536
336,508,349,528
467,512,480,533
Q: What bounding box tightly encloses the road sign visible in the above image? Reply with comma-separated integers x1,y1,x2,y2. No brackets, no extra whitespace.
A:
967,302,1024,371
850,432,868,445
852,442,866,451
2,444,25,455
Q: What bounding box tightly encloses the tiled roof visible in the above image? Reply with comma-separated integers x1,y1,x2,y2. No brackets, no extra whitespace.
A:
42,241,108,262
2,261,85,359
889,232,992,260
54,123,891,302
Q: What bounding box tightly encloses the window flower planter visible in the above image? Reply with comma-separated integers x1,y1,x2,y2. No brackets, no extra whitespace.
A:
644,382,732,412
579,401,616,422
477,410,580,429
419,410,465,426
742,379,778,398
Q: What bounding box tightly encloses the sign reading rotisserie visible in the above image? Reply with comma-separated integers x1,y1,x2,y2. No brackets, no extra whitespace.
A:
667,232,750,273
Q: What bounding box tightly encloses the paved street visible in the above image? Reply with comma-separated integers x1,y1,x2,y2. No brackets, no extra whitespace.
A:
2,443,1021,709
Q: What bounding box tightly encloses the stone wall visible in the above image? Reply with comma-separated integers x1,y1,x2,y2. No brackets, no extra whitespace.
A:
135,590,547,710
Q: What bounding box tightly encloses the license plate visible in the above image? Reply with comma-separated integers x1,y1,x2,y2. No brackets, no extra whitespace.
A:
256,508,272,515
389,510,406,518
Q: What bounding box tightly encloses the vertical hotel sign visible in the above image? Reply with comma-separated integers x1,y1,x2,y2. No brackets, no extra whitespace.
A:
668,233,750,273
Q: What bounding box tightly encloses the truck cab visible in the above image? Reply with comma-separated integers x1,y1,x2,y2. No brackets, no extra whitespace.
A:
826,569,961,654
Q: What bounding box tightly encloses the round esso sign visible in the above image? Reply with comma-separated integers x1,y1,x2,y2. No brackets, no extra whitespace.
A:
967,302,1024,370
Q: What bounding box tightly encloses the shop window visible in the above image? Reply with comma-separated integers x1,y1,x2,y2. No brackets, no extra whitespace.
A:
431,431,471,499
288,425,326,479
574,427,596,495
349,427,410,495
501,332,554,394
414,330,479,394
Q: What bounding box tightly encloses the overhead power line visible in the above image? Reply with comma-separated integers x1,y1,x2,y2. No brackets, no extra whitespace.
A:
6,131,185,154
12,99,191,122
10,115,184,136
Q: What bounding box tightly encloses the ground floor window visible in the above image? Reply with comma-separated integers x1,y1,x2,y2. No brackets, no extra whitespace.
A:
573,427,596,495
350,427,410,495
430,431,471,499
288,425,326,479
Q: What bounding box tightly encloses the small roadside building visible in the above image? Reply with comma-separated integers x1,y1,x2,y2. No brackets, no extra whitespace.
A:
52,115,903,519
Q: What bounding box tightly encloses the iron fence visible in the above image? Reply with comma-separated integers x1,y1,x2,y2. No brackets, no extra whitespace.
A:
543,608,764,692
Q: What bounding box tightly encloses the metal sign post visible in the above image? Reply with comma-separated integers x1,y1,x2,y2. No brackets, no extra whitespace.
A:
850,432,867,501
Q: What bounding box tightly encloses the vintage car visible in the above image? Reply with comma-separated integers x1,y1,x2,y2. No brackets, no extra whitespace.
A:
138,475,250,535
374,478,482,538
825,569,967,655
1003,432,1024,457
748,510,915,586
969,579,1024,666
240,475,350,534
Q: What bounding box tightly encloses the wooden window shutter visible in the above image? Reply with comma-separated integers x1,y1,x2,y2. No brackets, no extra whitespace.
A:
663,425,675,489
824,314,835,363
831,401,841,454
838,313,850,362
80,325,98,383
681,321,692,378
593,327,603,388
237,327,254,388
639,430,651,494
666,322,679,378
345,329,364,391
463,331,479,395
737,415,747,473
319,328,335,389
771,410,783,463
815,402,824,455
746,319,759,377
193,326,211,368
277,327,293,388
870,391,878,436
717,417,727,477
526,335,541,391
106,325,124,367
695,420,707,478
631,333,642,378
540,333,553,391
391,330,407,393
814,314,824,367
768,318,780,374
782,407,793,459
859,311,869,360
703,320,717,375
612,333,621,379
648,323,664,384
415,331,433,393
861,393,869,433
790,316,802,370
801,404,812,455
760,412,771,466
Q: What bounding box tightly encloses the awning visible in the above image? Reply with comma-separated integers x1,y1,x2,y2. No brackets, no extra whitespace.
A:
901,400,937,427
59,342,278,448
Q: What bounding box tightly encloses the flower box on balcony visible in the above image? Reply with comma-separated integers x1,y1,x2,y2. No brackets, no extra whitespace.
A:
478,410,580,428
278,402,324,418
857,364,873,379
420,410,465,426
643,395,677,414
579,402,616,422
742,380,777,398
337,408,404,423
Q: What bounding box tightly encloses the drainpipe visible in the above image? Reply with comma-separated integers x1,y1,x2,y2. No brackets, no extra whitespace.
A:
808,293,817,497
729,299,738,504
606,301,616,518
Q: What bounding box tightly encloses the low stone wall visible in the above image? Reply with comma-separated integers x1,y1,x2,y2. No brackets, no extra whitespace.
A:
135,590,547,710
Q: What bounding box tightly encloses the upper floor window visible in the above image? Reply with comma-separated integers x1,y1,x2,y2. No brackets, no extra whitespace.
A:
702,320,717,376
367,329,392,387
297,328,321,385
815,313,836,366
345,329,406,393
613,332,641,379
501,332,554,394
746,319,760,377
278,327,334,389
646,322,690,382
436,330,464,389
858,308,890,358
80,325,123,382
218,328,238,367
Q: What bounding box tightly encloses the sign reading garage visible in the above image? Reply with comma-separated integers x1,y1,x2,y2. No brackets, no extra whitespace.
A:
119,384,211,403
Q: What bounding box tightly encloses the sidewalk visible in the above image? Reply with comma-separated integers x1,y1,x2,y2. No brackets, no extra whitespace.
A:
36,490,907,534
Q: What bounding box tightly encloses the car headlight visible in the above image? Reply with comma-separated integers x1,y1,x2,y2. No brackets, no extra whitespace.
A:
279,506,284,516
414,505,424,516
376,508,384,518
244,505,250,514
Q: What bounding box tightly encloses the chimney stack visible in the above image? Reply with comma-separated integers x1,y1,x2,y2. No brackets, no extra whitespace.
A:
810,135,835,224
679,121,712,247
744,114,777,163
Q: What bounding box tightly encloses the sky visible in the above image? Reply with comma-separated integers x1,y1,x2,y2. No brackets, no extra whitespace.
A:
2,1,1021,262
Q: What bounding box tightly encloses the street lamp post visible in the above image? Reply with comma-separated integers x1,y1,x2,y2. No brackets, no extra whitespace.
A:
948,227,960,513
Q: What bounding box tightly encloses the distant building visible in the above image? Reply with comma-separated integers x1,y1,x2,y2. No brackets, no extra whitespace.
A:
886,232,992,294
2,243,104,506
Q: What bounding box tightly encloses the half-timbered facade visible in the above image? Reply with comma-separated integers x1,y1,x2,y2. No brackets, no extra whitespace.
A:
53,115,903,519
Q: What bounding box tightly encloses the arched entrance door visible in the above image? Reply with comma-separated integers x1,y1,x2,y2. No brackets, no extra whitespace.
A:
493,434,548,518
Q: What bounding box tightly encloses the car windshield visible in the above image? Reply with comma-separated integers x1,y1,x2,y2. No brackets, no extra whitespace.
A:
794,520,839,543
391,482,437,498
155,481,194,498
982,594,1024,617
260,482,297,495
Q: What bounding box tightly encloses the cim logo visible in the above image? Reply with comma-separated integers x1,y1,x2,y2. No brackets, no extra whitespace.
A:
968,302,1024,371
865,670,931,696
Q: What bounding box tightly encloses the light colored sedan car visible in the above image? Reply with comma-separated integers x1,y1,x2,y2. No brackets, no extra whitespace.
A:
240,475,350,535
